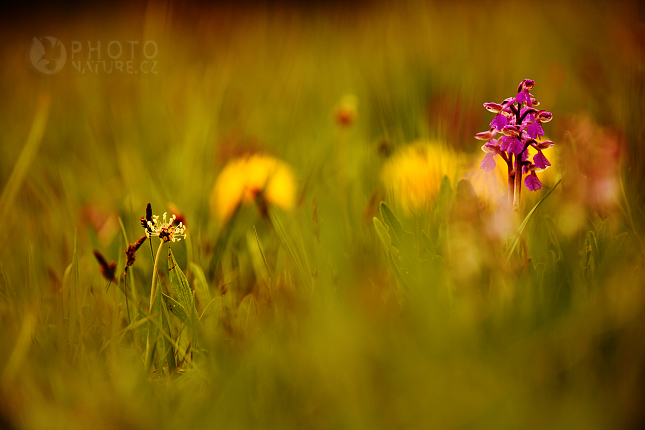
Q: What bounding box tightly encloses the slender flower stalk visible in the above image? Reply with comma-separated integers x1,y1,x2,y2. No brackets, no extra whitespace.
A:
476,79,554,212
144,240,165,371
148,241,165,314
142,207,187,371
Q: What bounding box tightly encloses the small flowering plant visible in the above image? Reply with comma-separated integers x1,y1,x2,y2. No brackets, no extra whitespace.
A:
138,204,190,372
475,79,554,211
144,212,187,243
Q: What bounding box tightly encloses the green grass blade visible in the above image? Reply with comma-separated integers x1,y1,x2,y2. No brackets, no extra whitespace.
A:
118,217,139,304
168,248,195,318
99,312,158,354
160,295,177,372
254,225,273,282
373,217,392,249
0,93,50,248
162,292,189,324
505,178,562,261
269,208,310,288
190,262,211,310
379,201,414,255
373,217,411,289
1,313,37,384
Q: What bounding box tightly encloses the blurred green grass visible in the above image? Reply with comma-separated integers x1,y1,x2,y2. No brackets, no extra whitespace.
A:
1,0,645,429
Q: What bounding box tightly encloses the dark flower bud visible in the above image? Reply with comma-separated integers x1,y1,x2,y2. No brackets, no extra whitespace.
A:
93,250,117,283
141,203,153,233
125,235,148,269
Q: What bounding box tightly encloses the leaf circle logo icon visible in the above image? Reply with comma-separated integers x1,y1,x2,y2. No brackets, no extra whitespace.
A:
29,37,66,75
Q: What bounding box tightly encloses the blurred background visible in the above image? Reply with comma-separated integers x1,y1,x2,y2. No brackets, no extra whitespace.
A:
1,0,645,429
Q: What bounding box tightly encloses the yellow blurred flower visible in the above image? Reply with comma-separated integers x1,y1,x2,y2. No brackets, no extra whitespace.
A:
380,141,464,215
467,155,508,211
210,154,296,224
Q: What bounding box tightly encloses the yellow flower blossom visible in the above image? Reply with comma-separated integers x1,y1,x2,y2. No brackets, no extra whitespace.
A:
380,141,464,215
210,154,296,224
467,155,508,211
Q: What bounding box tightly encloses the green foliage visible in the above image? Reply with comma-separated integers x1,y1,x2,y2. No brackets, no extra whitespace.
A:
162,293,189,324
505,178,562,261
168,249,196,323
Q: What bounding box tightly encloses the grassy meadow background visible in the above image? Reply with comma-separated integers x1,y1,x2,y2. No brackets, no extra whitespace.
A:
1,0,645,428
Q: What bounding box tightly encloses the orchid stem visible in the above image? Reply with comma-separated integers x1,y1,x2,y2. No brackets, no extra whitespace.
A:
513,153,522,212
507,160,514,209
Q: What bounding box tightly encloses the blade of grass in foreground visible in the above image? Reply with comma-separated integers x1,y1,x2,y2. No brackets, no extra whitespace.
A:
1,313,37,388
618,176,645,259
0,92,50,248
505,178,562,261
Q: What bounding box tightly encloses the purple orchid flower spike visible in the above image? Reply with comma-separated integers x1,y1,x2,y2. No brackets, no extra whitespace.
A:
474,79,554,211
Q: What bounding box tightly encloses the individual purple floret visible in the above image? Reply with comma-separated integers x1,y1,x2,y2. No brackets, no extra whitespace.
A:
533,151,551,170
524,171,542,191
475,79,554,210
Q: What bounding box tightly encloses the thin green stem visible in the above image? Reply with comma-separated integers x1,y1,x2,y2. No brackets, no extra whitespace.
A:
148,241,165,312
144,240,165,371
123,269,134,345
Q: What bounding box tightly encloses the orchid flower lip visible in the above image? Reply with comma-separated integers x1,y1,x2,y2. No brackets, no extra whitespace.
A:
490,113,508,130
524,171,543,191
